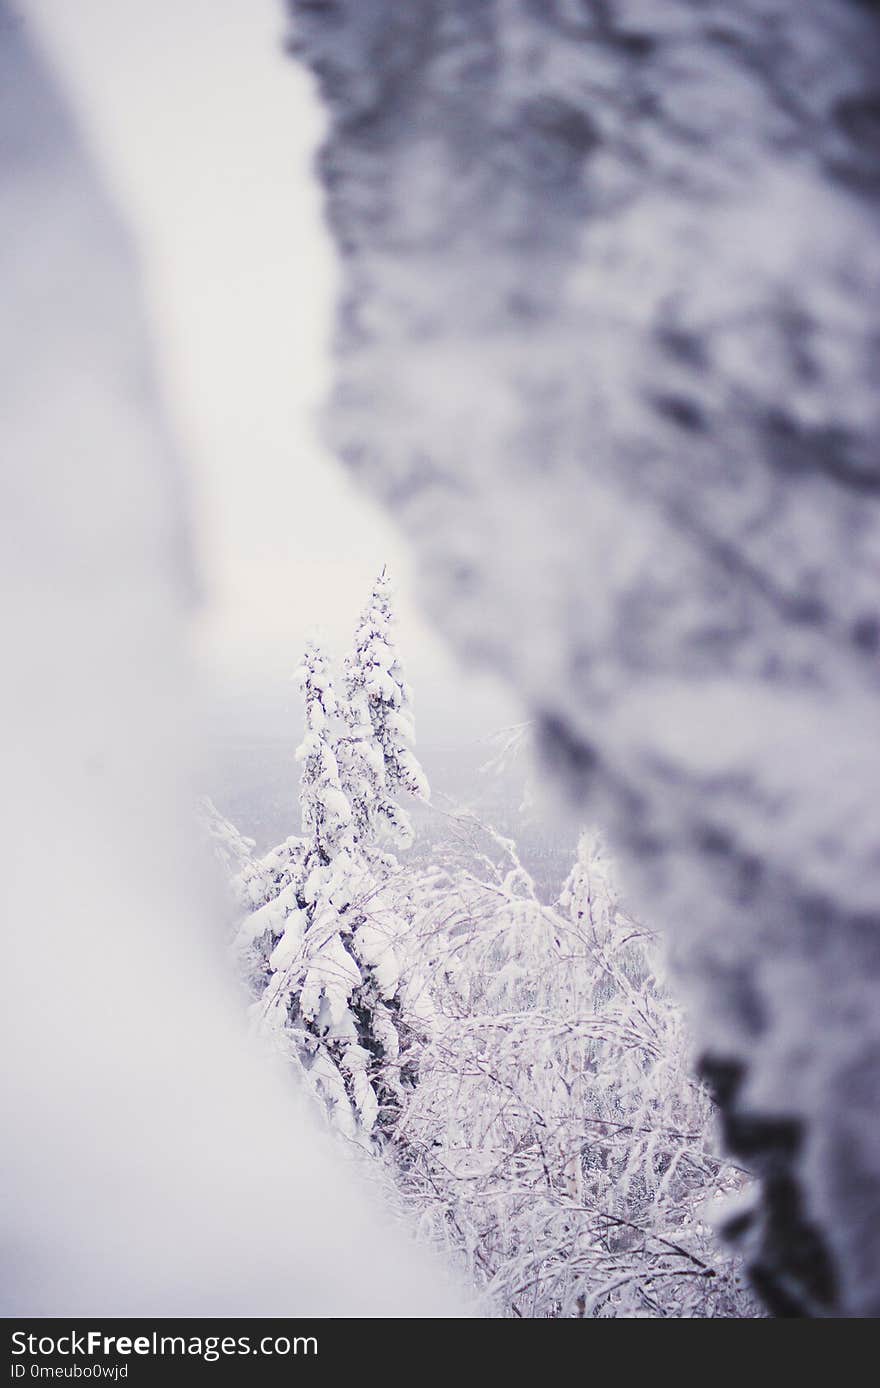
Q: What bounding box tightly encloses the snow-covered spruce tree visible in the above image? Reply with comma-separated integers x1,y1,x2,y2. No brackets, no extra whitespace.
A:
392,820,757,1317
232,644,342,1001
237,633,428,1141
331,569,433,1127
247,642,369,1134
339,568,429,851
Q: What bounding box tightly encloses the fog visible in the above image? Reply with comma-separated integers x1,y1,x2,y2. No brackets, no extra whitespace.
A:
27,0,519,782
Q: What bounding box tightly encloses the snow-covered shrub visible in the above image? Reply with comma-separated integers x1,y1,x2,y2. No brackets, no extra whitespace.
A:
199,795,256,880
197,795,275,941
391,820,758,1317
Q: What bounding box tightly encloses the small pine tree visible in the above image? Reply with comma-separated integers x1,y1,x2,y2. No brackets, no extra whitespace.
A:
339,568,429,850
294,642,353,866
